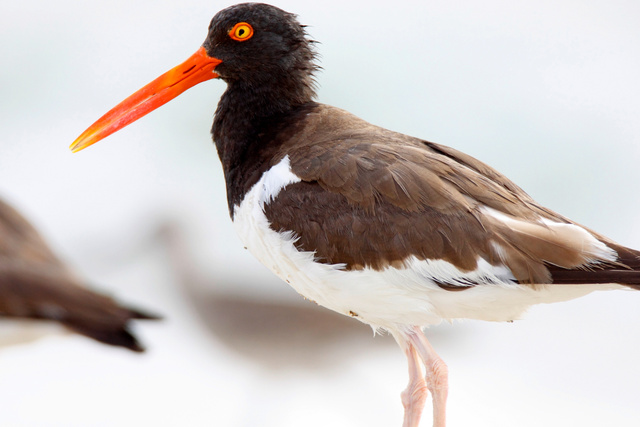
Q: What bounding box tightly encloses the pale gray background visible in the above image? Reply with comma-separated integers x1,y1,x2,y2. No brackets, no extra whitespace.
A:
1,0,639,426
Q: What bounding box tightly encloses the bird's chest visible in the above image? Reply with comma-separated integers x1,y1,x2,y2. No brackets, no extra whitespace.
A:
230,157,341,308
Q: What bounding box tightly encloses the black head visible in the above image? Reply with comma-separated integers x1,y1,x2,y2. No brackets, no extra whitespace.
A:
203,3,317,91
70,3,318,153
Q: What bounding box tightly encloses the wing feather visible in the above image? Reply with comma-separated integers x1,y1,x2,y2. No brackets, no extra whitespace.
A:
264,104,640,286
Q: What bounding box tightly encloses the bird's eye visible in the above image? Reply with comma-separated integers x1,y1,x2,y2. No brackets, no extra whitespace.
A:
229,22,254,41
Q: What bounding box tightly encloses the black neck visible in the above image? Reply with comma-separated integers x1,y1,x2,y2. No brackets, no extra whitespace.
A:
212,76,317,216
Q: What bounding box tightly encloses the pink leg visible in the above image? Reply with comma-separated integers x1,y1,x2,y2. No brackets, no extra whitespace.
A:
410,327,449,427
396,327,449,427
400,342,429,427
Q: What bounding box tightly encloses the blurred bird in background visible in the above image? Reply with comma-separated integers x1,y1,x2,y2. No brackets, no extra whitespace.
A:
0,197,157,351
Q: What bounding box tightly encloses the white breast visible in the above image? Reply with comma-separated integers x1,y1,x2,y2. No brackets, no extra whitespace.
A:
231,156,621,332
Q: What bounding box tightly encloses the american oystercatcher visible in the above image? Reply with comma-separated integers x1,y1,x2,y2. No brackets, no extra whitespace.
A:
0,198,156,351
69,3,639,426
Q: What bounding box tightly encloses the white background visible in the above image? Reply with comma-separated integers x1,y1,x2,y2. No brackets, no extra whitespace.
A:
1,0,639,426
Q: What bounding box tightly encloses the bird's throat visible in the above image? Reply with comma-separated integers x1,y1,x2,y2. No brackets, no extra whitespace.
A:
211,81,318,216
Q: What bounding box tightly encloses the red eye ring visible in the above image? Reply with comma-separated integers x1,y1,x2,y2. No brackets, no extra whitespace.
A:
229,22,254,41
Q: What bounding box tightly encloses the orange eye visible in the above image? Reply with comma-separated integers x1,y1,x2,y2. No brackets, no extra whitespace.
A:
229,22,254,41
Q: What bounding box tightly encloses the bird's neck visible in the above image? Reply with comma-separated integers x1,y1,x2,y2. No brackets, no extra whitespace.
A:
212,76,317,215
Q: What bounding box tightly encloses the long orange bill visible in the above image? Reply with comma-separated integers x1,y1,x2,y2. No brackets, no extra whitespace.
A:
70,46,222,153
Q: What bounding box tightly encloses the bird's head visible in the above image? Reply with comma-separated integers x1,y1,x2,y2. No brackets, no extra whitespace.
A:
70,3,316,153
204,3,314,83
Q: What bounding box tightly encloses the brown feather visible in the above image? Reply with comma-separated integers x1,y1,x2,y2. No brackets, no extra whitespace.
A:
259,104,640,288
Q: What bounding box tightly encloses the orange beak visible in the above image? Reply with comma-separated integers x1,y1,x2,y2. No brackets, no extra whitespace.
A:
70,46,222,153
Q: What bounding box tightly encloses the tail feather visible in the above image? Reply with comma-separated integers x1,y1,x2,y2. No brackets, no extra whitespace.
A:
548,242,640,289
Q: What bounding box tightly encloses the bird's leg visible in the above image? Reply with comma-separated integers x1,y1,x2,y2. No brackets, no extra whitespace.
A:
408,326,449,427
400,341,429,427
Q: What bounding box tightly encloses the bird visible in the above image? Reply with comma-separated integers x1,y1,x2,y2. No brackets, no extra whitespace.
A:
69,2,639,426
0,197,157,352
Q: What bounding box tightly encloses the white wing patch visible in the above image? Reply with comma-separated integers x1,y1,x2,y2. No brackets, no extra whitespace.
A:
232,158,624,331
407,256,515,287
482,206,618,266
537,217,618,264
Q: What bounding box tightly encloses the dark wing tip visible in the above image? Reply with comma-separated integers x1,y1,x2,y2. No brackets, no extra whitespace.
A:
127,307,163,321
64,307,161,353
66,322,146,352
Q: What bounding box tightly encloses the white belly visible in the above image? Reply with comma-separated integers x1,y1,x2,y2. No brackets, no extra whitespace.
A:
231,157,620,331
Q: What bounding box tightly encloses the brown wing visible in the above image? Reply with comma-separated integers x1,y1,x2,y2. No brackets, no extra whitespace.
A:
265,180,495,273
0,199,65,270
265,104,640,286
0,199,157,351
